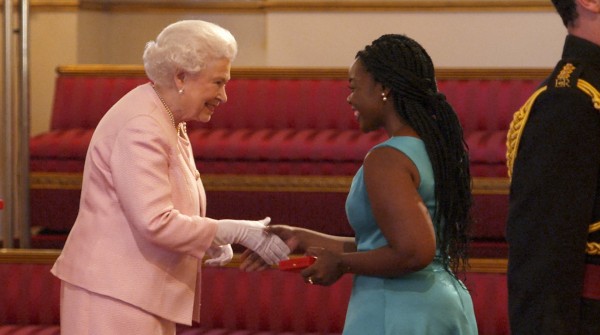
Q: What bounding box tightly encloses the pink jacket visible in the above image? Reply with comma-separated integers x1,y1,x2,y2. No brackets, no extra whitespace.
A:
52,83,219,325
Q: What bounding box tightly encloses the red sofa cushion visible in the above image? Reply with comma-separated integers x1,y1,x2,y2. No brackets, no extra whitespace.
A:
30,128,383,175
0,326,61,335
188,128,386,163
29,67,547,255
197,267,350,333
468,272,509,335
0,263,60,325
192,78,357,131
50,75,148,130
36,68,544,177
0,251,509,335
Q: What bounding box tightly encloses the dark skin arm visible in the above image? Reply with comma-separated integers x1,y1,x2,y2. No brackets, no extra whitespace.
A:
239,228,355,271
240,147,436,285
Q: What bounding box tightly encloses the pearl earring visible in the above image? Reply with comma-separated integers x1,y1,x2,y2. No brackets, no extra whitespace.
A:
381,92,387,102
178,88,184,94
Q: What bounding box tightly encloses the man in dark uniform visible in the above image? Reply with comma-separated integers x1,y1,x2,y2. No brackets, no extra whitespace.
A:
506,0,600,334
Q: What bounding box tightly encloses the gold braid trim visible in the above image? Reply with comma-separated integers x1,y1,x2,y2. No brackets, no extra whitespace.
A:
506,79,600,179
587,243,600,255
590,221,600,233
589,221,600,255
505,86,547,179
506,80,600,255
577,79,600,111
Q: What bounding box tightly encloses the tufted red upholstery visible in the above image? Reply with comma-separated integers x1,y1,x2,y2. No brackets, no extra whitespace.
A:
50,75,149,130
193,78,357,131
0,251,508,335
0,326,61,335
0,259,61,335
197,267,350,333
468,272,509,335
31,68,543,174
29,66,548,255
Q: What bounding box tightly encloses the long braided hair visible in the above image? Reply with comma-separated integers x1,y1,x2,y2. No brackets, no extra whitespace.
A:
356,34,472,276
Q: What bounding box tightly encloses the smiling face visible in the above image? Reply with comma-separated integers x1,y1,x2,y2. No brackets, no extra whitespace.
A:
177,57,231,123
347,59,387,133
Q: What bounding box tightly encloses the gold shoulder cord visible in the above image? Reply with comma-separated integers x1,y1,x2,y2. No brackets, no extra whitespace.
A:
506,79,600,179
505,63,600,255
577,79,600,110
505,86,547,179
589,221,600,256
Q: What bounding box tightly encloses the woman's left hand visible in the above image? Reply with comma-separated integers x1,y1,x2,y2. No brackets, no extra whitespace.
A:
239,249,271,272
301,247,346,286
204,244,234,266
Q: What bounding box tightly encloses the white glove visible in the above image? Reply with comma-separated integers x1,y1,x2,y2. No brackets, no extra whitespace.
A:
214,217,290,265
204,244,234,267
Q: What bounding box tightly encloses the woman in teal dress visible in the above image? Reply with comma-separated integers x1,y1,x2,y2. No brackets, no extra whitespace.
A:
242,34,478,334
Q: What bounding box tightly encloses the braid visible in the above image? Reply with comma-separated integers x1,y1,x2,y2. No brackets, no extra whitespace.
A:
357,34,473,277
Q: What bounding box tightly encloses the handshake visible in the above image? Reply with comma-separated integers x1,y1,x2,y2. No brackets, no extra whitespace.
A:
205,217,290,266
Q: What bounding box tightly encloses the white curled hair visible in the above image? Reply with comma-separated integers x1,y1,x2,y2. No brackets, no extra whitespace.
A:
143,20,238,87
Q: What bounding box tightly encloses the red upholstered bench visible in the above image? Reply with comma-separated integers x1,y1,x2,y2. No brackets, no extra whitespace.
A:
0,250,61,335
0,250,508,335
0,249,349,334
29,65,549,257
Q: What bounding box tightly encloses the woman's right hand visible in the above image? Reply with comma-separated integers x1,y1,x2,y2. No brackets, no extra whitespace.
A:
239,225,301,271
267,225,302,252
214,217,290,265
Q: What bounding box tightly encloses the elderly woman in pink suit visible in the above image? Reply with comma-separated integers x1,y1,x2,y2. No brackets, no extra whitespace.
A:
51,20,290,335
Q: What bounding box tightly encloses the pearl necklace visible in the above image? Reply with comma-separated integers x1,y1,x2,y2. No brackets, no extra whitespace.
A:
152,84,180,133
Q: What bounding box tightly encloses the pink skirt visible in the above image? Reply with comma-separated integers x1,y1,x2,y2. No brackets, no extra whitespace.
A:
60,281,176,335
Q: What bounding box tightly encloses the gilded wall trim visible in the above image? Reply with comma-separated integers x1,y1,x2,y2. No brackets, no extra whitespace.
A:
30,172,83,190
0,248,62,264
72,1,552,13
30,172,509,194
0,248,508,273
56,64,552,81
23,0,553,13
28,0,79,11
57,64,148,77
472,177,509,195
263,1,552,12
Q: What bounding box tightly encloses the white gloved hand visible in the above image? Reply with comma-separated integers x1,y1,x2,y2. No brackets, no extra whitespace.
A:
204,244,234,267
214,217,290,265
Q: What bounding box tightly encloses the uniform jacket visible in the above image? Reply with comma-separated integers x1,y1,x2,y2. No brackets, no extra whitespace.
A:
51,83,219,325
507,35,600,334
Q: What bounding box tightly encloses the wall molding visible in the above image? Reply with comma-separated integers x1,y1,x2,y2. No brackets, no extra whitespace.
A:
30,172,509,195
27,0,553,12
29,0,79,11
56,64,552,80
0,248,508,273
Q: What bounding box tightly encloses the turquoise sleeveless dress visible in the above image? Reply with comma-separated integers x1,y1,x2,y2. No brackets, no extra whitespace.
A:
343,137,478,335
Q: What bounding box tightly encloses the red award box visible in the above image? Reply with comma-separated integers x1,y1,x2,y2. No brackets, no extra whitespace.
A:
278,256,316,271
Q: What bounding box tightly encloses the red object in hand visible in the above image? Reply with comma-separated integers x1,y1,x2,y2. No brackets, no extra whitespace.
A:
279,256,316,271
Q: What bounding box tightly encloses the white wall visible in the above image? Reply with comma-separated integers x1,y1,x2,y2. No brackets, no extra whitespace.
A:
30,11,79,137
25,6,566,135
265,11,566,68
